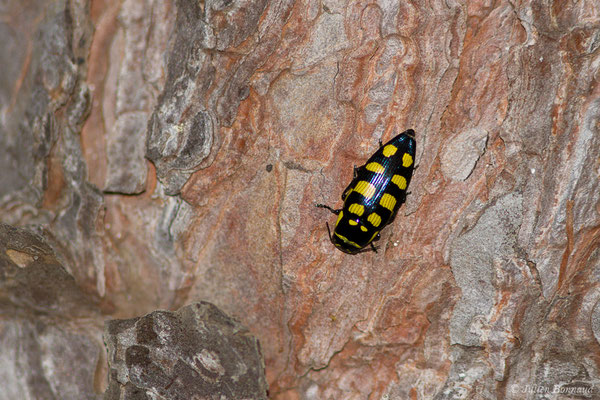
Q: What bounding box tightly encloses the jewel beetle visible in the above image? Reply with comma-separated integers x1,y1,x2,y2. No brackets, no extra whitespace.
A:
316,129,416,254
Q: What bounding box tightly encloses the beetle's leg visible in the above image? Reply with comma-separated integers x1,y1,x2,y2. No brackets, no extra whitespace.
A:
316,203,341,215
370,242,378,253
359,242,377,253
353,165,359,178
325,222,334,243
373,232,381,241
378,139,383,148
356,242,379,253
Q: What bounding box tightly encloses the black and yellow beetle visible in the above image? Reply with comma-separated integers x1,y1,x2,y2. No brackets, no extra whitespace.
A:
316,129,416,254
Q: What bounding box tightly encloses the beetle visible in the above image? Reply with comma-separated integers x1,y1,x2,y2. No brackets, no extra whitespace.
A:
316,129,416,254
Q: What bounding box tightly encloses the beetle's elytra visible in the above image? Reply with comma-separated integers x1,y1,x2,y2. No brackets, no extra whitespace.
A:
316,129,416,254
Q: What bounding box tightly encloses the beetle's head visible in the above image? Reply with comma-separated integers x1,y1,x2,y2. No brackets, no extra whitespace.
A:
324,221,369,255
330,231,363,254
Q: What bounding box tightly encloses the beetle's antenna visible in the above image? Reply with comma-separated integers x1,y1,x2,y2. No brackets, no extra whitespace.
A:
316,203,340,215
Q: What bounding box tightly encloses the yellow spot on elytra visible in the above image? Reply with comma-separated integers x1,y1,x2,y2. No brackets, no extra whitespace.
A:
383,144,397,157
335,210,344,228
380,193,396,211
354,181,376,199
348,203,364,216
402,153,413,167
348,219,358,226
366,162,385,174
360,225,368,232
368,213,382,227
391,174,407,190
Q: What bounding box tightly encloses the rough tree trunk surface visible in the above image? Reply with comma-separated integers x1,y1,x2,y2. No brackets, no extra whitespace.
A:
1,0,599,399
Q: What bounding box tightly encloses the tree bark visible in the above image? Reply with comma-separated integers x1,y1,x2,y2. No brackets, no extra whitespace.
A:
1,0,599,399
